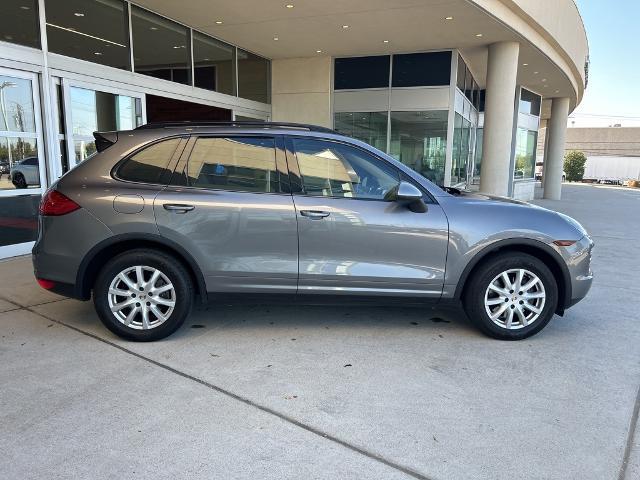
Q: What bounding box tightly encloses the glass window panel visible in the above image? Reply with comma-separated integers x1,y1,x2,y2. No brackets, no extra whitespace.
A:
519,88,541,116
389,111,448,186
294,138,399,200
456,55,466,91
0,195,41,246
45,0,129,70
118,138,180,184
186,137,278,193
464,65,473,101
471,127,483,185
193,32,235,96
514,128,537,179
131,6,190,85
451,113,463,185
74,139,96,163
0,0,40,49
334,112,388,152
0,75,36,133
392,51,451,87
1,137,40,190
334,56,390,90
237,50,270,103
70,87,140,136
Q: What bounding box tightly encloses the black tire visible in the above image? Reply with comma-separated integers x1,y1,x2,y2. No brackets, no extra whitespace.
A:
93,249,193,341
462,252,558,340
13,173,27,189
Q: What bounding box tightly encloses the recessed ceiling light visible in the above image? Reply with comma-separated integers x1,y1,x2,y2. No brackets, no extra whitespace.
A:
94,52,102,55
20,6,30,10
273,36,279,41
445,16,454,20
475,33,483,37
316,49,322,53
555,89,560,93
533,71,539,74
522,63,528,66
342,25,350,29
150,27,158,31
203,58,210,61
383,39,389,43
542,78,547,82
74,12,84,17
285,4,294,8
215,20,223,25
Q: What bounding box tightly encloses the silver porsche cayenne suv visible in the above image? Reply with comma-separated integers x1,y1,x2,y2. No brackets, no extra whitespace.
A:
32,122,593,341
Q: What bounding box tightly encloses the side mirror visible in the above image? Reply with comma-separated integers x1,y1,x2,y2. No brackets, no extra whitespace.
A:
384,181,427,212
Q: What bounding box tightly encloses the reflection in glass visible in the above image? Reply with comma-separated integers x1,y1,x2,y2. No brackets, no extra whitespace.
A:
392,52,451,87
519,88,541,116
389,111,448,186
0,195,41,246
334,112,388,152
451,113,472,186
131,6,190,85
237,49,270,103
294,138,399,200
69,87,141,164
45,0,129,70
514,128,537,179
187,137,279,193
0,75,36,133
334,56,390,90
471,127,483,185
193,32,235,95
0,137,39,190
0,0,40,49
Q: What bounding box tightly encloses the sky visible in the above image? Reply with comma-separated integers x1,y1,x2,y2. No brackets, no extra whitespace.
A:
569,0,640,127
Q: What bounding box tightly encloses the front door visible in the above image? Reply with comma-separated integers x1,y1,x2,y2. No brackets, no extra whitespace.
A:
155,135,298,293
288,137,449,297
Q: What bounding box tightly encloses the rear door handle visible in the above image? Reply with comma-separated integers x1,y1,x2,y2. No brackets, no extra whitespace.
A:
300,210,330,219
163,203,195,213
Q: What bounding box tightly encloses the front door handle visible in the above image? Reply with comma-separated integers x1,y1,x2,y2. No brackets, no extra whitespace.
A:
163,203,195,214
300,210,330,219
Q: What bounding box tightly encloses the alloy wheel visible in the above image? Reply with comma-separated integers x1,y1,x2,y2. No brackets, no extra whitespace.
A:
484,268,546,330
107,265,176,330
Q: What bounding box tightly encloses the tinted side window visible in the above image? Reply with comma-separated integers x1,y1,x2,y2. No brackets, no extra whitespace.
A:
117,138,181,184
294,139,399,200
186,137,279,193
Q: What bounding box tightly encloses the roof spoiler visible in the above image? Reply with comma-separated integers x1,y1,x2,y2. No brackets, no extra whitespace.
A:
93,131,118,153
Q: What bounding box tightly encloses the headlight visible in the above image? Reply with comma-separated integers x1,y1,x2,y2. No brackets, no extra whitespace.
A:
556,212,588,237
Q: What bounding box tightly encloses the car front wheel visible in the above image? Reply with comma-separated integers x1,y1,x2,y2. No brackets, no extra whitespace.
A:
93,249,193,341
463,252,558,340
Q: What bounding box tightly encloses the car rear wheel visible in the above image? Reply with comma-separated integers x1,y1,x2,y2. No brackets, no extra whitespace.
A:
13,173,27,189
93,249,193,341
463,252,558,340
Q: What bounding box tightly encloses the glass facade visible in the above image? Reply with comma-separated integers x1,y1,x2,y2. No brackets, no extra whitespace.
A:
4,1,272,103
0,0,40,49
69,86,142,163
390,111,448,185
131,6,191,84
46,0,130,70
514,128,537,179
193,32,235,96
237,49,270,103
392,52,451,87
334,112,387,152
334,56,390,90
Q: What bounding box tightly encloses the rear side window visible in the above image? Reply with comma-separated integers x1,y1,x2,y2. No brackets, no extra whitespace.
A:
185,137,280,193
117,138,181,184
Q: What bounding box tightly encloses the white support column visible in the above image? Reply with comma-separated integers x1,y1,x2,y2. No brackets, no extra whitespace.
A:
543,97,570,200
479,42,520,197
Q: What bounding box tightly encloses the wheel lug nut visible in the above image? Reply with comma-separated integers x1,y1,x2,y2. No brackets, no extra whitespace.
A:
510,305,515,309
136,302,140,307
519,300,524,304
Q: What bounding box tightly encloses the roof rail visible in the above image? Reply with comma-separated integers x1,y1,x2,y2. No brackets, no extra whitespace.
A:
135,121,337,134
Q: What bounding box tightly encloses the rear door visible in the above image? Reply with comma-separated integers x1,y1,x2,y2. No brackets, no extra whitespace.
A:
154,134,298,293
287,136,449,297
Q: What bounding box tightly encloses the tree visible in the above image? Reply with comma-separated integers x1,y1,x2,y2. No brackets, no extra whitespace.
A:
563,150,587,182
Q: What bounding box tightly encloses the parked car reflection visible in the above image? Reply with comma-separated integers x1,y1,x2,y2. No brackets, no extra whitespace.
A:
10,156,39,188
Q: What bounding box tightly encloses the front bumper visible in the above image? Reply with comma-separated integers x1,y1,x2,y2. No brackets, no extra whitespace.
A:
565,235,594,308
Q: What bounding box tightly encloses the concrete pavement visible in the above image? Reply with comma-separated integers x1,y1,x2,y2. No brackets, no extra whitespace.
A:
1,184,639,479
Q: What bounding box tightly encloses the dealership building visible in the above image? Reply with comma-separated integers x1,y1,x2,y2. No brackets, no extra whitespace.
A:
0,0,588,258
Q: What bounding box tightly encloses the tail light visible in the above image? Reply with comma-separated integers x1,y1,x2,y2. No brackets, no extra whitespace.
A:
39,189,80,216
